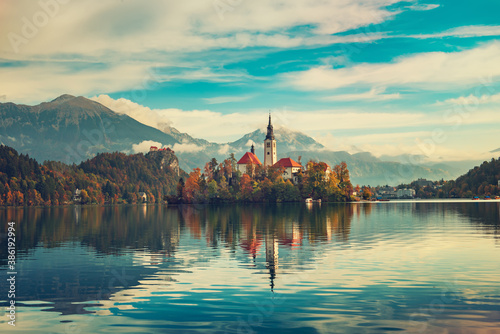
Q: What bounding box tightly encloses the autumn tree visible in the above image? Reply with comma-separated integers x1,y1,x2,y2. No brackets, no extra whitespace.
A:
218,175,231,201
183,168,201,203
239,174,254,201
222,158,233,180
303,161,329,200
362,187,372,200
80,189,90,204
267,165,285,182
333,162,353,201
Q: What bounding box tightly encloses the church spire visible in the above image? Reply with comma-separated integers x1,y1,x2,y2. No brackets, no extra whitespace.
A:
265,113,274,140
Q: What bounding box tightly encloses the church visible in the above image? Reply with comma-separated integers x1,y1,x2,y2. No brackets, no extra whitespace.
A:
237,114,302,182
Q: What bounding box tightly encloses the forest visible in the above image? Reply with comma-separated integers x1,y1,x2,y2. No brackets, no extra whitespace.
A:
170,156,354,203
2,144,498,205
436,158,499,198
0,145,180,205
395,158,500,198
0,145,354,205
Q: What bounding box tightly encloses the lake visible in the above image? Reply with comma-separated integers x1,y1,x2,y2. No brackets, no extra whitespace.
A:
1,201,499,333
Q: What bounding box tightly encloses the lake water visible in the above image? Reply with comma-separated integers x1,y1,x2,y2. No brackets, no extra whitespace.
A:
1,201,499,333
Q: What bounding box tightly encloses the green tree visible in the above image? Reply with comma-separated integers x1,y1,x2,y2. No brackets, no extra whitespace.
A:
80,189,90,204
207,180,219,202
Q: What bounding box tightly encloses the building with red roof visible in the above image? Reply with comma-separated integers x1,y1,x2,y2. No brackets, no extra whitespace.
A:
235,115,305,182
273,157,302,183
237,144,262,175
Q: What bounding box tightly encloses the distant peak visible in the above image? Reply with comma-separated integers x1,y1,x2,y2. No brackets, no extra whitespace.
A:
51,94,76,103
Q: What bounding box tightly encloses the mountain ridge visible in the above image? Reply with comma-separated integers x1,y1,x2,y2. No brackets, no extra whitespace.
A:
0,95,181,163
0,94,479,185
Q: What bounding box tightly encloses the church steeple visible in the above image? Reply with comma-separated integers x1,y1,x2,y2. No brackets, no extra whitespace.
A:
263,113,277,167
265,113,274,140
250,144,255,154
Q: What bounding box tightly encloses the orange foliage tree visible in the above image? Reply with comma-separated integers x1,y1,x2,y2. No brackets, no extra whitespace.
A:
183,168,201,203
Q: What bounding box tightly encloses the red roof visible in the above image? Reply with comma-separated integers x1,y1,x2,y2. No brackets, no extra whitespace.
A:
237,152,262,165
274,157,302,168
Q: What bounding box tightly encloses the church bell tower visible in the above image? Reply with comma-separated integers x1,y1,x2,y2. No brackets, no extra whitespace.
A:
264,114,277,167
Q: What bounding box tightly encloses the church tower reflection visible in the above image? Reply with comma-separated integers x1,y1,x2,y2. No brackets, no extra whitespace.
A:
265,229,279,292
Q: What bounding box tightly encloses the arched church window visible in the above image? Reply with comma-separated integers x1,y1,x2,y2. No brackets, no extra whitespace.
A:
267,142,270,148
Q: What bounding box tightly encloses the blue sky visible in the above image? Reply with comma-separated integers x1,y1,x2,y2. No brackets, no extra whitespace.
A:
1,0,500,160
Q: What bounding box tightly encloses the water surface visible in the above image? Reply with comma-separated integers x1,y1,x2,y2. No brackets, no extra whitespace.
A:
1,201,499,333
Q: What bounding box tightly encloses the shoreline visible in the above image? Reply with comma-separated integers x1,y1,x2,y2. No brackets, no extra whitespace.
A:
1,198,500,209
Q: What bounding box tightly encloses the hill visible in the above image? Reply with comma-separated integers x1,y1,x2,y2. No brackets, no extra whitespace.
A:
0,145,183,205
442,157,500,197
0,94,180,164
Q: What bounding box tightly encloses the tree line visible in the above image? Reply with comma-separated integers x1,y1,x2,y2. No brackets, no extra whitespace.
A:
0,145,354,206
169,155,354,203
395,157,500,198
0,145,180,206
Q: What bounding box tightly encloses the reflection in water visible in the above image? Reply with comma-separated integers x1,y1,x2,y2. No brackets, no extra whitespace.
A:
0,201,499,333
265,230,279,292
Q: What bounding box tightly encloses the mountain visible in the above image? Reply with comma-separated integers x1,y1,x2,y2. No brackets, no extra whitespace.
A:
228,128,324,152
0,95,479,185
0,94,184,164
164,127,325,172
216,127,323,161
190,127,468,185
281,150,460,186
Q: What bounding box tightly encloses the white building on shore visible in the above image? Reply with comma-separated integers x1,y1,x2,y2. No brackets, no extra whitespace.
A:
397,188,416,198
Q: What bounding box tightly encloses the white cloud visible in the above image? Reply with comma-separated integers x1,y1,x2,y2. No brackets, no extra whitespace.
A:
2,1,499,105
91,95,266,142
407,3,440,11
204,95,254,104
0,63,151,105
412,25,500,39
0,1,406,104
318,130,497,163
91,94,169,130
324,87,401,101
436,93,500,106
132,140,163,154
131,139,202,154
285,42,500,91
171,141,203,153
93,95,500,150
89,95,500,162
218,144,231,155
0,0,400,59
